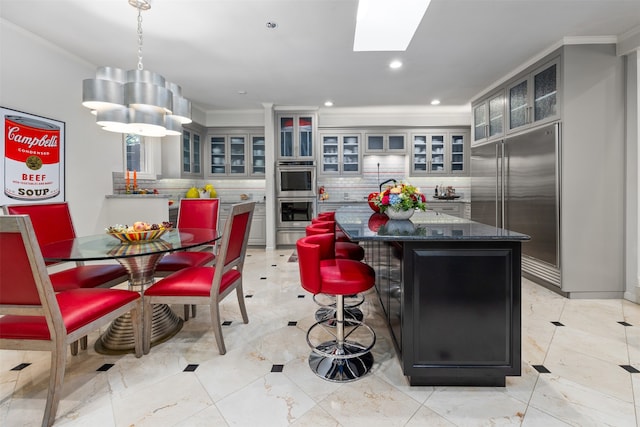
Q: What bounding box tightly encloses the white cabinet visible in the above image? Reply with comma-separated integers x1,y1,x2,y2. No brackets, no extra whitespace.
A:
181,129,202,177
507,58,559,133
364,132,407,154
248,203,266,245
319,132,362,175
410,130,469,176
473,90,505,143
220,202,265,246
277,113,316,160
428,202,464,218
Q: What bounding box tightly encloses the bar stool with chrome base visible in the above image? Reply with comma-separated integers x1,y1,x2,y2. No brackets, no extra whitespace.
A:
305,221,365,325
297,233,376,382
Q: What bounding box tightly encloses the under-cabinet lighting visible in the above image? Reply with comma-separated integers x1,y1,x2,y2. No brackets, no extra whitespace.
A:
431,99,441,105
353,0,432,51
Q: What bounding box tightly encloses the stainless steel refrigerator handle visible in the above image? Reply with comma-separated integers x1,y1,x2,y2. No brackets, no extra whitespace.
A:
499,140,505,228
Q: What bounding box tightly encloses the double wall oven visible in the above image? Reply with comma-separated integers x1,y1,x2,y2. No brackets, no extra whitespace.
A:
276,161,317,246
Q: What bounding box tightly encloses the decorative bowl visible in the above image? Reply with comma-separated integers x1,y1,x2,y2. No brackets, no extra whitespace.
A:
108,228,168,243
385,208,415,220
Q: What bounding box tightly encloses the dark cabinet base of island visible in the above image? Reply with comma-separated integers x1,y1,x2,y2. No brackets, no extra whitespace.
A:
365,240,522,387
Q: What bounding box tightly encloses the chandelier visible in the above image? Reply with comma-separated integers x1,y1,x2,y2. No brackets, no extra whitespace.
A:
82,0,192,137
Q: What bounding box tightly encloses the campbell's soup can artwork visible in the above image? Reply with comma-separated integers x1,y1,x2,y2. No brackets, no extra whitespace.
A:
4,115,61,200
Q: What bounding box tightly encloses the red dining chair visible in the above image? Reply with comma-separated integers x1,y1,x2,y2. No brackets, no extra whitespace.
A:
143,202,255,355
155,198,220,320
296,233,376,382
0,215,142,427
3,202,129,354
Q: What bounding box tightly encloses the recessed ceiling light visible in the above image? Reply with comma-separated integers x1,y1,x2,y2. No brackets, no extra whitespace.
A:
237,90,247,95
389,60,403,69
431,99,441,105
354,0,432,51
324,101,334,107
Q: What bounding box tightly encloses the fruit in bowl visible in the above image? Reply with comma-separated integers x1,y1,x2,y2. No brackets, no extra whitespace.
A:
106,221,173,243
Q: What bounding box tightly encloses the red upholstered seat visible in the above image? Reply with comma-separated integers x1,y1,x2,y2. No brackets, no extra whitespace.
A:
0,215,142,427
50,264,131,291
0,288,140,340
297,233,374,296
143,202,255,355
153,251,214,272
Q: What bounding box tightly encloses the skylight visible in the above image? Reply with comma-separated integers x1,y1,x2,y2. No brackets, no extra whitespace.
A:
353,0,431,51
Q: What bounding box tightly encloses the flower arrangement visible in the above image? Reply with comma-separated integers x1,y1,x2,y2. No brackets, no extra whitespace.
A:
374,182,427,213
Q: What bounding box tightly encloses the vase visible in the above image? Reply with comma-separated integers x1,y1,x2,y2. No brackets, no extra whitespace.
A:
385,208,414,220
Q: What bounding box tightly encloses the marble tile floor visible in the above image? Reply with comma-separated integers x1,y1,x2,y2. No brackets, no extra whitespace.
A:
2,247,640,426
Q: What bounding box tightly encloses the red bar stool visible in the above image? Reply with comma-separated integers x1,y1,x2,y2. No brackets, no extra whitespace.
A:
305,222,366,325
306,221,364,261
297,233,376,382
313,213,351,242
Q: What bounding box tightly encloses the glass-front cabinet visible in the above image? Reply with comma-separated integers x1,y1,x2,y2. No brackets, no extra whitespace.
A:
508,58,559,132
364,132,406,154
250,135,266,176
207,134,247,177
207,131,264,178
277,113,315,160
411,130,469,176
319,132,361,175
473,90,505,143
181,129,202,177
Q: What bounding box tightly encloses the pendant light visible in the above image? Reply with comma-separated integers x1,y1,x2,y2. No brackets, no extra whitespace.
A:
82,0,192,137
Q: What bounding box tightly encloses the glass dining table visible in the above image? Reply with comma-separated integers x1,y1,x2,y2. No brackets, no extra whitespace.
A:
41,228,220,355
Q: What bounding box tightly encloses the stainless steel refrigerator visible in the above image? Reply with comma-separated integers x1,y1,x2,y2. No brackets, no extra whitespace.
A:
471,123,560,279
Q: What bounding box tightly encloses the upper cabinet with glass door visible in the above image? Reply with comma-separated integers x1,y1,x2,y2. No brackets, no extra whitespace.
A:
207,134,247,177
507,58,560,133
473,90,505,144
411,130,469,176
277,113,316,160
364,131,407,154
181,129,202,177
319,132,362,176
250,135,265,176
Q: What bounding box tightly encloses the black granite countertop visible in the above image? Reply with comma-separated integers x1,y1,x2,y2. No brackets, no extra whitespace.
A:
335,206,530,242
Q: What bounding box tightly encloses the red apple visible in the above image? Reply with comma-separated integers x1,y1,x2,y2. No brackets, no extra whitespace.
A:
368,192,380,212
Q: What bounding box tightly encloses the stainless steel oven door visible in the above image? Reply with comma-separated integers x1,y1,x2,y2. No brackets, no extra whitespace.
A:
277,198,316,228
276,166,316,198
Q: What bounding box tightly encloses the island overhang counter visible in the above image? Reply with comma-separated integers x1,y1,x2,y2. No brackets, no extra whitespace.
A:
335,206,530,386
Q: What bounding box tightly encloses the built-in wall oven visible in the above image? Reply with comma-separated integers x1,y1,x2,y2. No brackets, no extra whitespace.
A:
276,161,316,197
276,161,317,246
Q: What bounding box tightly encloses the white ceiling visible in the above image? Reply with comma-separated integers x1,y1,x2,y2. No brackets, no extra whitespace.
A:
1,0,639,113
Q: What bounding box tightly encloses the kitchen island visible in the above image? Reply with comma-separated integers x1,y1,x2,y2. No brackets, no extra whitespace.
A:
335,206,530,386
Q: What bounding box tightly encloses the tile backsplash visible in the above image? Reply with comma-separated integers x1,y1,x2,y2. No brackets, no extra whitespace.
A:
112,154,470,203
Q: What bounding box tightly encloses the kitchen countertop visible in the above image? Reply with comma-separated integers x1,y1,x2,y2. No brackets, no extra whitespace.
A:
106,194,171,199
335,205,529,242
